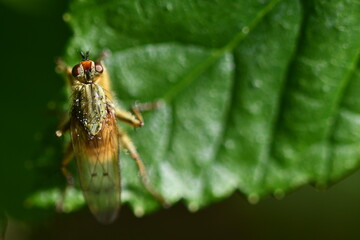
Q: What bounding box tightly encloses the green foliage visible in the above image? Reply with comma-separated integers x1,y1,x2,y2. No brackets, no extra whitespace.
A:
28,0,360,215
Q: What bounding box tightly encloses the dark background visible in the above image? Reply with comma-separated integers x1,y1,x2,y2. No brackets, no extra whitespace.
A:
1,0,360,239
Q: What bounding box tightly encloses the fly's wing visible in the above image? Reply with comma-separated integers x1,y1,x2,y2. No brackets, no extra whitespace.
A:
71,110,121,224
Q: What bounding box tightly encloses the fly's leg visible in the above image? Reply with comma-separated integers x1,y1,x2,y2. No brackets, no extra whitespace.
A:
55,118,73,183
55,58,71,75
116,101,167,206
55,59,76,212
115,108,143,127
131,101,162,123
55,58,73,85
54,57,71,137
55,118,75,212
118,128,169,208
56,143,75,212
115,101,163,127
97,49,110,62
60,143,75,185
56,118,70,137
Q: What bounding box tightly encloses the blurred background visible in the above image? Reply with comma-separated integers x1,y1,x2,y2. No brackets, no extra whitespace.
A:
1,0,360,239
6,172,360,240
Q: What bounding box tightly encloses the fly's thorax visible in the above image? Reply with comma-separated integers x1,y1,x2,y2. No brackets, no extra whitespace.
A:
72,82,108,135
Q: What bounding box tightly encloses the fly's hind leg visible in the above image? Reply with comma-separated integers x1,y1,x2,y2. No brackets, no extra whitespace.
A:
55,119,74,184
56,142,75,212
55,118,75,212
118,128,169,208
60,143,75,185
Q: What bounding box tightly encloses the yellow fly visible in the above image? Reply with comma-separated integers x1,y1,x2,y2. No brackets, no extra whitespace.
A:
55,51,167,224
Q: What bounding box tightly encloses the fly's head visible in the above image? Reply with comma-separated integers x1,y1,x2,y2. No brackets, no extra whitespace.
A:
71,51,104,84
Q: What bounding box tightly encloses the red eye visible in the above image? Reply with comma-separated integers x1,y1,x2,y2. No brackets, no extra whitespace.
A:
72,64,81,77
95,62,103,73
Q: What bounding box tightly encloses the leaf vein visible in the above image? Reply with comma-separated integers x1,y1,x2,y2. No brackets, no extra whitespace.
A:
161,0,282,103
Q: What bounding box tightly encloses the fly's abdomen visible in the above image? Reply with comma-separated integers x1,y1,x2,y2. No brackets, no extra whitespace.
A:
71,82,121,224
71,108,121,224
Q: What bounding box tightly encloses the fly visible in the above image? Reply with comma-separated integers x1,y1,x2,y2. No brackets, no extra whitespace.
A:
55,51,167,224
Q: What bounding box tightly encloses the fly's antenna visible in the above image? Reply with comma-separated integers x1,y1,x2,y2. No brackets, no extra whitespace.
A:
80,51,90,60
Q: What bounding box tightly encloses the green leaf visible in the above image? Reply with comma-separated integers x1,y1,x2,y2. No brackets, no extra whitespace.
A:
28,0,360,215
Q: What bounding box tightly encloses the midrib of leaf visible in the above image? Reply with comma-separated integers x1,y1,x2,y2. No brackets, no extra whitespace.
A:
253,0,305,195
161,0,282,103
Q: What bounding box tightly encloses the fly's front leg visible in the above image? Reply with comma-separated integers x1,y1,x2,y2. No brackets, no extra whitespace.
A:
97,49,110,62
118,128,169,208
55,58,74,85
115,101,163,127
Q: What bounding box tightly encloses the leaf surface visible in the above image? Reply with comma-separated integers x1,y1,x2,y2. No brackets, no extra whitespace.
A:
28,0,360,214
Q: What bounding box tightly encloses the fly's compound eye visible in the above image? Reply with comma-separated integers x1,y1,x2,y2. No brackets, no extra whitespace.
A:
72,64,82,77
95,62,103,73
